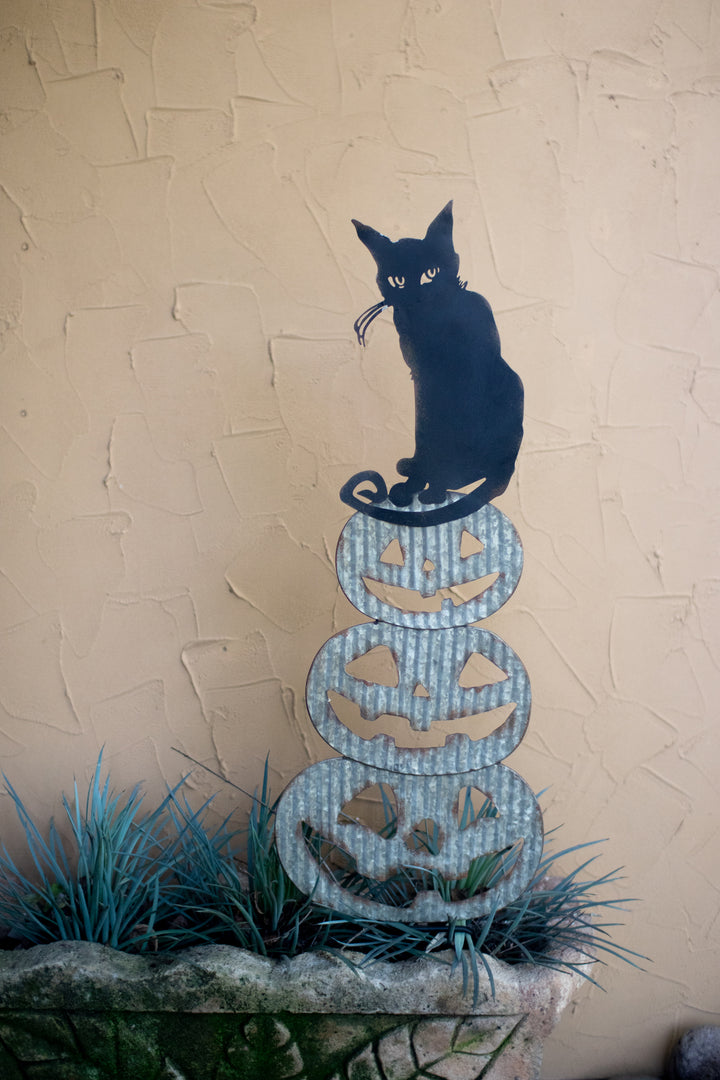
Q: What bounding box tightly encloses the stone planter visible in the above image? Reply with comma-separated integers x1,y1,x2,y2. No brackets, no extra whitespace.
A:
0,941,583,1079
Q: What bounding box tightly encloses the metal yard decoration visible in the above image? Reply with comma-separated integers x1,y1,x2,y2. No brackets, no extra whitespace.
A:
276,203,542,922
339,200,523,526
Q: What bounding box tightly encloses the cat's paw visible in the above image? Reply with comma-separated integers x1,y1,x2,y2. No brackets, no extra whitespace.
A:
419,486,448,505
395,457,416,477
389,481,416,506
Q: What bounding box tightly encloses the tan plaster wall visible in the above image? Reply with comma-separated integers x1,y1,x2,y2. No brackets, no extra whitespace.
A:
1,1,718,1074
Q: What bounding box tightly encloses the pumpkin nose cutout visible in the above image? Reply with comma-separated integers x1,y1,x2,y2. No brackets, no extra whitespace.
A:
405,818,443,853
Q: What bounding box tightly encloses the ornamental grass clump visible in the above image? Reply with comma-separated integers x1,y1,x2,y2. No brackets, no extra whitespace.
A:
0,752,645,1001
156,763,326,957
0,750,184,951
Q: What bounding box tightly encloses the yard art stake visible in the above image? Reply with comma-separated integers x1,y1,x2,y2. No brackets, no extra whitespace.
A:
276,203,542,922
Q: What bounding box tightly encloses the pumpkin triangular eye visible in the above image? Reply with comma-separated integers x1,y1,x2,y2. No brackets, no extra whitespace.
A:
380,538,405,566
413,682,430,698
456,786,500,829
460,530,484,558
345,645,399,687
338,782,398,835
458,652,508,688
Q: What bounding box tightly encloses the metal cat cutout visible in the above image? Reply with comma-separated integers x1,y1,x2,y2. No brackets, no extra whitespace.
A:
340,201,524,527
275,202,541,924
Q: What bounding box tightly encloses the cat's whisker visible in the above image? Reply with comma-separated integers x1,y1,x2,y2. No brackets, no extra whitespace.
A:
354,305,384,345
353,301,387,346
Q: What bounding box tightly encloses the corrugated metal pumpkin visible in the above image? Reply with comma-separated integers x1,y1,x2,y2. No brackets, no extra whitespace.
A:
306,622,530,775
336,502,523,628
275,759,542,923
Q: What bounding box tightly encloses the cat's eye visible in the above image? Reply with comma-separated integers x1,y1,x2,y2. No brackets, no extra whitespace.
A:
388,275,405,289
420,267,440,285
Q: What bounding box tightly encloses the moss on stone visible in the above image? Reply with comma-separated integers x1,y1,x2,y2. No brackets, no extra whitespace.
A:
0,941,581,1078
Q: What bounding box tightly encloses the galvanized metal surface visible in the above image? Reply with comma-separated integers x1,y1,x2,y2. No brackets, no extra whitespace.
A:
277,503,542,923
336,501,523,629
306,623,530,775
275,759,543,923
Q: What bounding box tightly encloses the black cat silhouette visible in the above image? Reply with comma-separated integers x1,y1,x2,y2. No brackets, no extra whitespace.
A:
340,201,523,527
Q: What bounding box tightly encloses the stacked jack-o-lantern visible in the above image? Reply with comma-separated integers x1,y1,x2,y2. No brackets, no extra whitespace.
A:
276,499,542,923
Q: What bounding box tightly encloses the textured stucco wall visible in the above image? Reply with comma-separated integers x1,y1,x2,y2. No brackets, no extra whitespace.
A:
1,2,719,1076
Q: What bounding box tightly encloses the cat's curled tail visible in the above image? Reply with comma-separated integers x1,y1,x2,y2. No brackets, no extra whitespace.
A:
339,471,500,527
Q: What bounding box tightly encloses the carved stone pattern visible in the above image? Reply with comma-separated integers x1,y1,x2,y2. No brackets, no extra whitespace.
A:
0,1009,530,1080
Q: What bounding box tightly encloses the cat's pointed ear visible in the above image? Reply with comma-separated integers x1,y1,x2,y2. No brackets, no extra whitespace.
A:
352,219,391,260
424,201,454,245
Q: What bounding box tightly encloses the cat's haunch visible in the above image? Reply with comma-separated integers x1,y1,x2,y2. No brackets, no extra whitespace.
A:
341,201,523,527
